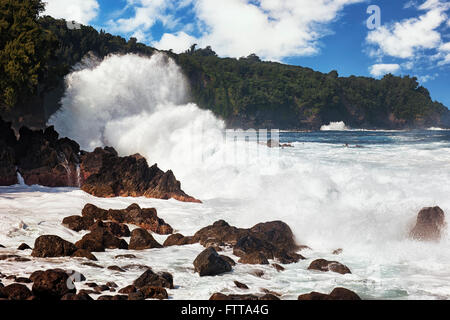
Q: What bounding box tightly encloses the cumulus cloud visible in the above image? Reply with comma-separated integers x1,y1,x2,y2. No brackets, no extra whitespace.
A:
43,0,99,24
108,0,364,59
369,63,401,77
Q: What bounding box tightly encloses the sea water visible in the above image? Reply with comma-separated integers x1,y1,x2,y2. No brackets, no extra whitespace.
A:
1,130,449,300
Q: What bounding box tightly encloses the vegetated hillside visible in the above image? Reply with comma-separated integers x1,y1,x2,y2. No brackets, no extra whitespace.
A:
1,7,448,130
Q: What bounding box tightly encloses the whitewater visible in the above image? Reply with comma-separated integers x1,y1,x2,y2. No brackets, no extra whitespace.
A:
1,53,450,300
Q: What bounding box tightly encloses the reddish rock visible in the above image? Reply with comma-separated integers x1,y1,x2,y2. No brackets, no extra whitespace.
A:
129,228,162,250
82,203,173,235
234,281,249,289
118,285,137,294
61,292,93,300
107,266,125,272
308,259,351,275
238,252,269,265
32,269,76,300
17,243,32,250
139,286,168,300
75,228,128,252
298,287,361,300
0,283,32,300
71,249,98,261
89,220,130,237
14,126,81,187
62,215,94,232
163,233,195,246
209,293,279,300
193,247,232,277
31,235,77,258
133,269,174,289
272,263,285,272
410,206,446,241
80,147,200,203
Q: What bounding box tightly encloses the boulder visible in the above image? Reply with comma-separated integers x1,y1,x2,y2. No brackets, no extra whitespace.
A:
139,286,168,300
81,203,173,235
61,292,93,300
62,215,94,232
238,252,269,265
129,228,162,250
80,147,201,203
210,293,280,300
17,243,32,250
193,247,232,276
71,249,98,261
0,283,33,300
307,259,351,275
32,269,76,300
410,206,446,241
89,220,130,237
31,235,77,258
298,287,360,300
192,220,303,264
75,228,128,252
163,233,194,246
118,285,137,294
133,269,174,289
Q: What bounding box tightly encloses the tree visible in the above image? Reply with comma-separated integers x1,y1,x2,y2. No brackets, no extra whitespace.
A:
0,0,56,109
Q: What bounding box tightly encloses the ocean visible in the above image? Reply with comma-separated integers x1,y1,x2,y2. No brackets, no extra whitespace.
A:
1,53,450,300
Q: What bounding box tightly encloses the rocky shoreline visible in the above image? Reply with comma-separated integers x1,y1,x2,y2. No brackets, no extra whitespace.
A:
0,202,446,300
0,116,199,203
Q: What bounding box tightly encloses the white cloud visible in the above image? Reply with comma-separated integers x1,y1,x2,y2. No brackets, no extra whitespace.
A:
369,63,401,77
108,0,364,60
366,0,450,70
43,0,99,24
153,32,197,53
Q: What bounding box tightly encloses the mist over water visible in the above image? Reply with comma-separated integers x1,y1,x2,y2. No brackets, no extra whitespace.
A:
48,53,450,293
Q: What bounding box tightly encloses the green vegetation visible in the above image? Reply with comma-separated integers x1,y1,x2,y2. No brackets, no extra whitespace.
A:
0,0,448,129
0,0,55,108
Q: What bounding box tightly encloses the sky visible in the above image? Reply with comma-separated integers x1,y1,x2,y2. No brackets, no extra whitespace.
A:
42,0,450,108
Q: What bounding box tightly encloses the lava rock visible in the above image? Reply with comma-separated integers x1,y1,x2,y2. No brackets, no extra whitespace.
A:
193,247,232,277
410,206,446,241
139,286,168,300
31,269,76,300
62,215,94,232
238,252,269,265
133,269,174,289
129,228,162,250
0,283,33,300
71,249,98,261
31,235,77,258
298,287,361,300
307,259,351,275
17,243,32,250
163,233,194,246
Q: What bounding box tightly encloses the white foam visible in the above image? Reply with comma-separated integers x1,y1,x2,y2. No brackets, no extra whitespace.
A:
320,121,349,131
1,53,446,299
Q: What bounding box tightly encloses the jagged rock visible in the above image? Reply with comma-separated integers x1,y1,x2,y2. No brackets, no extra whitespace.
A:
307,259,351,275
139,286,168,300
234,281,249,289
0,284,33,300
75,228,128,252
410,206,446,241
17,243,31,250
118,285,137,294
129,228,162,250
61,292,93,300
209,293,280,300
62,215,94,232
163,233,194,246
238,252,269,265
32,269,76,300
82,203,173,235
193,247,232,276
192,220,303,263
80,147,200,203
71,249,98,261
298,287,361,300
133,269,174,289
14,126,81,187
31,235,77,258
89,220,130,237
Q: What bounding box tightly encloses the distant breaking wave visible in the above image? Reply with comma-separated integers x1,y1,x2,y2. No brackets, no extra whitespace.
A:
320,121,349,131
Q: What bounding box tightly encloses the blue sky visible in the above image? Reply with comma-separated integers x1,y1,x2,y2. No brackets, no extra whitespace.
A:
44,0,450,107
